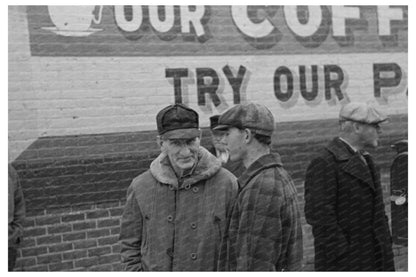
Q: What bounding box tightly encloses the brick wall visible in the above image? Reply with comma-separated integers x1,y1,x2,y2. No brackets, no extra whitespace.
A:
9,5,407,271
12,114,407,271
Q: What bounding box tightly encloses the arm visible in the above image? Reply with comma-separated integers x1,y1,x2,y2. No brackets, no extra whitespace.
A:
304,157,349,267
119,185,143,271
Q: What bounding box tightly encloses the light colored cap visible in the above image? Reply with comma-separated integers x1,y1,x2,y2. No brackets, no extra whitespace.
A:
339,102,388,124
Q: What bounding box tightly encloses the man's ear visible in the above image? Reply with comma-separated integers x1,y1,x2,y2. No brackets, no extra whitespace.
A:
156,136,164,149
243,128,254,143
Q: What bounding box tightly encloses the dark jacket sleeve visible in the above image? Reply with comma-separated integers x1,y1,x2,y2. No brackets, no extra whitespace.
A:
232,173,284,271
304,157,349,267
119,185,143,271
8,164,26,246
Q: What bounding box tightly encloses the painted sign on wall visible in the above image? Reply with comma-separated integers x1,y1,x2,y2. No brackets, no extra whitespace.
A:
27,5,408,56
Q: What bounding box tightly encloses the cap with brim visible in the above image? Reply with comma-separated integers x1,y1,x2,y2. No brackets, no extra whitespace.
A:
213,124,231,131
161,128,201,139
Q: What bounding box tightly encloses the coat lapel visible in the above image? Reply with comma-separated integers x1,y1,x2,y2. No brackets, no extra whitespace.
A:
341,154,375,190
326,138,375,191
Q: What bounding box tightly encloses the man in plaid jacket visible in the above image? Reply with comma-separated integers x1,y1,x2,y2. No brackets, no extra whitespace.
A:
215,103,303,271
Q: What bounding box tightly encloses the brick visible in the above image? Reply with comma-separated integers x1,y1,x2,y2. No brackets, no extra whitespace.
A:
63,231,87,242
74,256,99,268
98,254,121,265
88,246,112,257
74,239,97,249
15,257,36,268
112,263,123,271
35,215,61,226
97,218,120,228
37,253,62,264
61,213,85,222
109,207,124,217
96,202,120,209
21,246,48,257
86,210,109,219
87,264,113,271
48,224,72,234
73,221,96,231
87,229,110,239
23,218,36,228
37,235,62,245
110,227,121,235
21,237,36,247
48,242,73,253
63,249,88,261
112,244,121,253
20,264,49,271
98,235,119,246
46,207,72,215
49,261,74,271
25,227,47,237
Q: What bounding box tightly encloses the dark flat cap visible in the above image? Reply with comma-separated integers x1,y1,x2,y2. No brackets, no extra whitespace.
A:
214,103,275,136
156,104,201,139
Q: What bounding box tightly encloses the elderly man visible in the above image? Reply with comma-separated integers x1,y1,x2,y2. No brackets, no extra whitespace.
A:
119,103,238,271
215,103,303,271
207,115,245,177
304,102,395,271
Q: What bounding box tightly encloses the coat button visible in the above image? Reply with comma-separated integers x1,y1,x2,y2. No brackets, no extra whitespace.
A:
185,184,191,190
169,185,175,191
190,253,197,260
167,215,174,222
192,187,199,193
191,223,197,229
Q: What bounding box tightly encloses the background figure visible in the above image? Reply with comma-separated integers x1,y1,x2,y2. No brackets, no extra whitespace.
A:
208,115,245,177
8,164,26,271
215,103,303,271
304,102,395,271
119,104,238,271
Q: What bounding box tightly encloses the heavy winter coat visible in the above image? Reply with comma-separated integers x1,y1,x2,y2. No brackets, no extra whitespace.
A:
119,147,238,271
304,137,395,271
223,153,303,271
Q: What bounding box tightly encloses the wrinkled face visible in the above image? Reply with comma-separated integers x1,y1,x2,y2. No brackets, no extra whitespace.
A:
221,127,246,162
357,122,382,148
161,137,200,172
211,130,227,152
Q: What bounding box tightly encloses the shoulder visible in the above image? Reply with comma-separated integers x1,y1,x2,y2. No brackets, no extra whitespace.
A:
209,167,238,191
128,170,156,194
245,166,287,195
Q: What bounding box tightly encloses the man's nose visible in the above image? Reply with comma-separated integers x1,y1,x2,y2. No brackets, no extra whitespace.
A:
179,145,192,155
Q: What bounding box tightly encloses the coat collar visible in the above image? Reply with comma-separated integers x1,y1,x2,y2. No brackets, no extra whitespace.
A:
237,153,283,190
149,146,222,189
326,137,375,190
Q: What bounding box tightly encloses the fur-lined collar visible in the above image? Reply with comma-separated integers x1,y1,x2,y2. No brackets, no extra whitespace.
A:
149,146,222,189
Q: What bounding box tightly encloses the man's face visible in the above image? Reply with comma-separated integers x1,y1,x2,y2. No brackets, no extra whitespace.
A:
221,127,246,162
211,130,227,152
161,137,200,172
357,122,382,148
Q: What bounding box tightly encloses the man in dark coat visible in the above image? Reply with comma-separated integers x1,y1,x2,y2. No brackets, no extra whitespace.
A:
215,103,303,271
304,102,395,271
207,115,245,178
9,164,26,271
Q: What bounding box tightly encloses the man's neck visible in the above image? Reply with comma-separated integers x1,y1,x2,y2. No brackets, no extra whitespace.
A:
339,135,361,151
243,145,270,169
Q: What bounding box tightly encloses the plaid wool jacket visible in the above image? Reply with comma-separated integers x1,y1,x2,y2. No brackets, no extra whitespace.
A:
223,153,303,271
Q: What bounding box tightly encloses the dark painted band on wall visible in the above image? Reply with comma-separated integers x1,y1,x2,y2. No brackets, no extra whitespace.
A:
27,5,408,56
13,115,407,212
